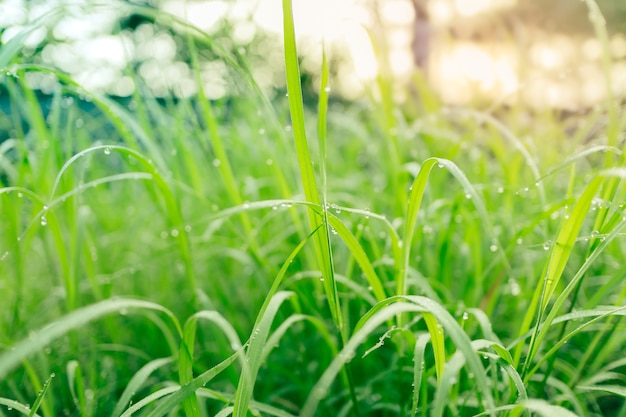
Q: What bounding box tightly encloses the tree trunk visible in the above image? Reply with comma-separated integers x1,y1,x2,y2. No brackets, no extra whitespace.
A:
411,0,431,71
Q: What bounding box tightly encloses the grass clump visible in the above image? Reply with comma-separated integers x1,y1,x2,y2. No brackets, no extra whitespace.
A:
1,0,626,416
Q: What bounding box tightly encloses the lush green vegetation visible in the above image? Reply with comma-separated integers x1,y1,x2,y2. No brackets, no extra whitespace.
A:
1,1,626,416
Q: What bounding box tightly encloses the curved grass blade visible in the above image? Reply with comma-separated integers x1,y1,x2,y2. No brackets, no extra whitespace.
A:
0,299,181,379
233,292,295,417
302,296,495,417
577,385,626,398
119,386,179,417
179,311,247,417
142,350,242,417
327,213,387,302
0,398,39,416
111,357,174,417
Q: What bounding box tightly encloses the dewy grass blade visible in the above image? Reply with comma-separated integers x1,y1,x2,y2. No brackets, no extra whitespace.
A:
517,177,603,372
143,351,242,417
0,299,181,379
179,311,246,417
327,214,386,302
282,0,341,328
410,333,431,417
110,357,174,417
0,398,38,416
28,373,54,417
302,297,495,417
541,177,603,310
233,292,294,417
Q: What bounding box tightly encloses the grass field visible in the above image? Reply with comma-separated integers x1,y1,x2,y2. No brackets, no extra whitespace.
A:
1,0,626,416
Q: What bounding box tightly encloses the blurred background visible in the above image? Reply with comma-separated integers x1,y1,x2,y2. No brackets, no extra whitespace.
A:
1,0,626,109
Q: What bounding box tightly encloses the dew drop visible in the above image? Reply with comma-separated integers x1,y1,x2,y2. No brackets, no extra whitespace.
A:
510,280,521,296
40,216,47,226
212,159,221,167
489,244,497,252
543,241,551,251
497,186,504,193
324,86,331,93
104,147,111,155
465,193,472,199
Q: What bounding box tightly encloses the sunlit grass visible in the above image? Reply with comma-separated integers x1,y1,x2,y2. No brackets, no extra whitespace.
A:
1,0,626,416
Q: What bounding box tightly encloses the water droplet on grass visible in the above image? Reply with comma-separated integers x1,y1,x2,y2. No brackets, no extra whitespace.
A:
465,193,472,199
497,186,504,193
543,241,551,251
104,147,111,155
40,216,47,226
324,86,331,93
212,159,221,167
489,244,497,252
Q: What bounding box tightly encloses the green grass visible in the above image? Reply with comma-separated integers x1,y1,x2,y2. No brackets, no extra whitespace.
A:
1,0,626,416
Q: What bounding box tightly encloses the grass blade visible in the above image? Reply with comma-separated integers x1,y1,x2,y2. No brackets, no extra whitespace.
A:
282,0,341,329
0,299,181,379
